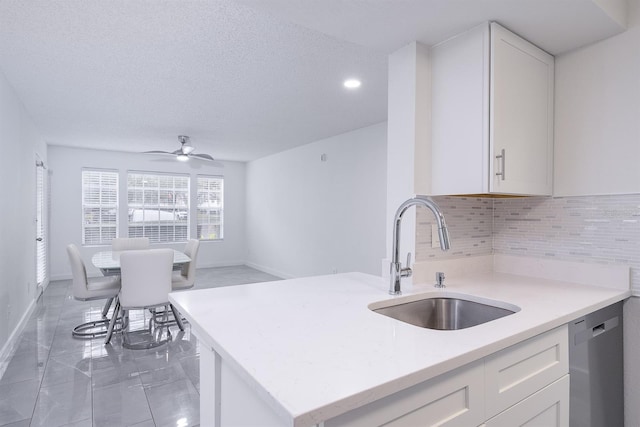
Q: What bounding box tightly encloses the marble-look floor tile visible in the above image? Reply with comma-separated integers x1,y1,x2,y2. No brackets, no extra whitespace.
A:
93,377,152,427
0,419,31,427
179,356,200,392
129,419,156,427
91,346,136,372
18,322,57,348
139,363,188,389
48,333,95,358
0,379,39,425
0,351,46,385
30,376,92,427
91,362,141,389
42,354,92,387
58,418,92,427
134,350,182,374
1,266,280,427
145,379,199,427
10,336,51,359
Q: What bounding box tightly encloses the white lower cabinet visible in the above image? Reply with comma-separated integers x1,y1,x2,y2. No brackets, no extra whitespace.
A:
325,360,485,427
327,325,568,427
482,375,570,427
484,325,568,417
200,325,569,426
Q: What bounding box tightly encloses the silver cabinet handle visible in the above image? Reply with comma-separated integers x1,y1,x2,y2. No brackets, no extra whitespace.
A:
495,148,506,180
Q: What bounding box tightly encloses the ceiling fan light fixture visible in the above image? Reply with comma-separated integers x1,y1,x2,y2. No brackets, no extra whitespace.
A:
143,135,219,166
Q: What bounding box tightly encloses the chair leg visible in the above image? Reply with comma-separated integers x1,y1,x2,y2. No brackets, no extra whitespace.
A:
72,296,120,339
104,298,121,345
170,304,185,331
101,297,114,318
164,304,172,342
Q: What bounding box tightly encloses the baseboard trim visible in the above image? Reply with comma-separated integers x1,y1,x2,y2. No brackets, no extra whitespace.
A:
0,297,37,381
244,262,293,280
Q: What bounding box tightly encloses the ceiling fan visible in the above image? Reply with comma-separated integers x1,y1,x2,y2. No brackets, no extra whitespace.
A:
144,135,216,162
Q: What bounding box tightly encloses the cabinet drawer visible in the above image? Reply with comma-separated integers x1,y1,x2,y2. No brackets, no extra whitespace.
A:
325,360,484,427
484,325,568,417
483,375,569,427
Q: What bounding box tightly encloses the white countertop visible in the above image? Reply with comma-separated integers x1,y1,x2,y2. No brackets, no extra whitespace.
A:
169,271,630,426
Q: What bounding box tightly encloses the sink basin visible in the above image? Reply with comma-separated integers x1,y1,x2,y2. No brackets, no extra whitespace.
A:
372,296,518,330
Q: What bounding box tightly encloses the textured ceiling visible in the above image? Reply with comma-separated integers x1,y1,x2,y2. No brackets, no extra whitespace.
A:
0,0,388,161
237,0,627,55
0,0,626,162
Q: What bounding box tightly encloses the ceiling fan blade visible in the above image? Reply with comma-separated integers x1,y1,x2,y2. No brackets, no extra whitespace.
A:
143,150,174,155
191,153,224,167
190,153,215,161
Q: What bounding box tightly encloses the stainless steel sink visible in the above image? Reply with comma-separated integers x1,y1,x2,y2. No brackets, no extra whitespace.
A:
372,297,518,330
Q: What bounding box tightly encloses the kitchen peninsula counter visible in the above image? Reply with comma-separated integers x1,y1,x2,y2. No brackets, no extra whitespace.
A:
169,271,629,426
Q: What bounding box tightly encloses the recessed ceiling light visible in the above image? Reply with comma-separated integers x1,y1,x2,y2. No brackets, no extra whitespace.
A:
344,79,361,89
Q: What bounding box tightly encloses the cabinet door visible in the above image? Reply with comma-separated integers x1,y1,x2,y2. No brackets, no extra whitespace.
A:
484,375,569,427
325,361,485,427
484,325,568,418
490,22,554,195
431,23,490,195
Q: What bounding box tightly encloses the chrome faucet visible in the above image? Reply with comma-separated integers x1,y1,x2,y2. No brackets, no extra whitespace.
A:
389,196,450,295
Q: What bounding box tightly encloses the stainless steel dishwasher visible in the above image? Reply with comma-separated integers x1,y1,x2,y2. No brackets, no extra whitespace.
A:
569,301,624,427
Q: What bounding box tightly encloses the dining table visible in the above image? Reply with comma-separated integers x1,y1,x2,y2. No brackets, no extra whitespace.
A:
92,249,191,276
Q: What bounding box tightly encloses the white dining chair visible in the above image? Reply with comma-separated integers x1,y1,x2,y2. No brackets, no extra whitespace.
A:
172,239,200,290
67,244,121,338
111,237,150,251
105,248,184,349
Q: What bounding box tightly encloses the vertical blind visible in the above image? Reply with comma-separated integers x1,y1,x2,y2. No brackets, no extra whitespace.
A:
127,172,189,243
82,170,118,245
197,176,224,240
36,162,47,285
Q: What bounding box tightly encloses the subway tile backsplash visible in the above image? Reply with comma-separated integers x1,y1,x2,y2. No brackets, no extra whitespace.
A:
416,197,493,261
416,194,640,293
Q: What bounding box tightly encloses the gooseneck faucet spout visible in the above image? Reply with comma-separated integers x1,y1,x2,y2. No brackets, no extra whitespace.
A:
389,196,450,295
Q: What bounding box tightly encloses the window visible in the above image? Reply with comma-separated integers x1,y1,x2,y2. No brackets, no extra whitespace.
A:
127,172,189,243
82,169,118,245
197,176,224,240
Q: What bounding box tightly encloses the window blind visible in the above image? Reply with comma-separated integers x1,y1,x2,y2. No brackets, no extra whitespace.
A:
127,172,189,243
82,170,118,245
197,176,224,240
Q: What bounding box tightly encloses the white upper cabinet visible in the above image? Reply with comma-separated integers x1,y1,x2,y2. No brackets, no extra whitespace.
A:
431,22,554,196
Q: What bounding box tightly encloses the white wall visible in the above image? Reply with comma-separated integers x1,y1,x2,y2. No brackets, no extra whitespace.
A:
554,0,640,196
245,123,387,278
553,1,640,424
0,70,46,359
386,42,431,279
48,146,246,280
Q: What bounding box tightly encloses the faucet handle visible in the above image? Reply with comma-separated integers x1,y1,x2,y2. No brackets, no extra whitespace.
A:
399,252,413,279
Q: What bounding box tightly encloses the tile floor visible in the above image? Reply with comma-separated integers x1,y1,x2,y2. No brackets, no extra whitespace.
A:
0,266,281,427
